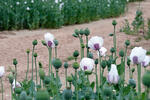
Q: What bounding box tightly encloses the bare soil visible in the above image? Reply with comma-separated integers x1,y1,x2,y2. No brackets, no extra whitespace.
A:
0,0,150,99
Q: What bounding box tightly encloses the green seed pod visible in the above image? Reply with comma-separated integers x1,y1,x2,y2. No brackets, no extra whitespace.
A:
67,76,73,83
119,49,124,57
103,87,112,97
110,47,115,53
39,68,45,80
19,91,27,100
129,79,136,88
44,76,51,85
39,62,43,68
64,62,69,69
13,58,18,65
15,87,22,94
142,71,150,88
26,49,30,54
125,40,130,46
79,29,84,35
52,58,62,69
85,70,92,75
27,96,32,100
101,60,107,69
88,52,93,59
34,52,38,57
54,39,59,46
32,39,38,46
95,59,98,65
8,73,14,84
84,28,90,36
112,20,117,26
72,62,79,69
73,50,79,58
63,87,72,100
35,90,50,100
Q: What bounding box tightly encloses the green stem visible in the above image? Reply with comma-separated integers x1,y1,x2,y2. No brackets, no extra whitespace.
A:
95,65,99,100
1,78,3,100
65,68,67,88
35,57,38,84
121,57,125,84
99,51,102,86
56,69,59,100
128,66,132,79
86,36,89,57
113,25,117,63
79,37,84,59
75,69,78,100
69,82,72,89
15,65,17,90
26,53,29,81
31,46,35,97
11,84,13,100
124,46,127,81
137,64,141,99
55,47,57,58
48,48,52,76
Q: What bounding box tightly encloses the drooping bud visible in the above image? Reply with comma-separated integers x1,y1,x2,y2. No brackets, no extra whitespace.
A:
41,40,47,46
52,58,62,69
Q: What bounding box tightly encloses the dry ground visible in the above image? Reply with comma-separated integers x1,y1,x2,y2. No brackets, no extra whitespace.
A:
0,0,150,99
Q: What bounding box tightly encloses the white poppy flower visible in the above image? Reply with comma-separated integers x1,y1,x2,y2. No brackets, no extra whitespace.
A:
107,64,119,84
31,0,34,3
12,80,21,89
80,58,94,72
26,7,30,11
141,56,150,67
88,36,104,50
97,47,107,57
55,0,58,3
0,66,5,78
130,47,146,64
24,1,27,4
44,33,55,48
16,2,20,5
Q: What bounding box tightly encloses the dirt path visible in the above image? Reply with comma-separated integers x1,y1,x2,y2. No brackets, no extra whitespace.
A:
0,0,150,99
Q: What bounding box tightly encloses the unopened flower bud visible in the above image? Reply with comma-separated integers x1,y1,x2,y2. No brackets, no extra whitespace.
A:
119,49,124,57
44,76,50,84
67,76,73,83
88,52,93,59
73,50,79,58
127,57,131,66
41,40,47,46
63,87,72,100
34,52,38,57
54,39,59,46
95,59,98,65
32,39,38,46
112,20,117,26
8,73,14,84
129,79,136,88
13,58,18,66
72,62,79,69
84,28,90,36
39,62,43,68
72,33,78,38
79,29,84,35
26,49,30,54
109,33,113,36
19,91,27,100
125,40,130,46
101,60,107,69
52,58,62,69
142,71,150,88
131,68,135,73
110,47,115,53
64,62,69,69
39,68,45,80
81,43,85,48
103,87,112,97
35,90,50,100
15,87,22,94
